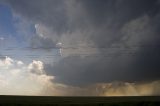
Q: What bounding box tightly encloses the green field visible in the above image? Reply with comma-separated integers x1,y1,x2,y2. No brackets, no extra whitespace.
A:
0,96,159,106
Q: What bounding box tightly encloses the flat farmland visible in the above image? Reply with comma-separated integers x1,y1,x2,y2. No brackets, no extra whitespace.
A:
0,96,159,106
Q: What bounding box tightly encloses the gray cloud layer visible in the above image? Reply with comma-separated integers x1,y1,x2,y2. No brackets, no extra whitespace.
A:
2,0,160,86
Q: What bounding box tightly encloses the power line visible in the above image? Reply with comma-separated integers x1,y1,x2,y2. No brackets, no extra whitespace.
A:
1,44,159,58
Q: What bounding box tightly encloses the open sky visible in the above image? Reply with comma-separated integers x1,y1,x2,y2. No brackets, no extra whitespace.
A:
0,0,160,96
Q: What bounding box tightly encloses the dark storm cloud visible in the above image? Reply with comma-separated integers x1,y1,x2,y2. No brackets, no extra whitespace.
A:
2,0,160,86
78,0,159,47
5,0,68,34
30,35,57,49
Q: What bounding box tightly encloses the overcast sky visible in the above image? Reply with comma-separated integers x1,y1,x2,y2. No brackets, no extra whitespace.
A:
0,0,160,96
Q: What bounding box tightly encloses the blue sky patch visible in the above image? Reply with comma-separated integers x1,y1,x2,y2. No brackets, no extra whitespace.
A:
0,4,16,36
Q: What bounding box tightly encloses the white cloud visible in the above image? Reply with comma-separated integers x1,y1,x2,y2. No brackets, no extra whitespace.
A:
0,37,4,40
0,56,14,69
0,56,54,95
28,60,44,75
35,24,45,38
17,61,24,65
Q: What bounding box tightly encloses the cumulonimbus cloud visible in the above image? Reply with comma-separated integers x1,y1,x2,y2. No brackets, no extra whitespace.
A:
1,0,160,91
